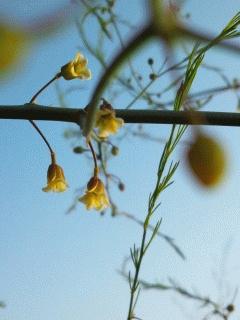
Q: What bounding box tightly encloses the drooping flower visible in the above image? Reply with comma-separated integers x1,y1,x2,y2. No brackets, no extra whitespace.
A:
42,158,68,192
79,177,110,211
187,132,226,187
95,108,124,138
60,52,91,80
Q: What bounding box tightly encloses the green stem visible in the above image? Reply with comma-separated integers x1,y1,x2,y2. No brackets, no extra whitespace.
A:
127,228,147,320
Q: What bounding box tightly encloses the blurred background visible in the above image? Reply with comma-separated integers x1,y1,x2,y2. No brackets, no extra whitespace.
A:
1,1,240,319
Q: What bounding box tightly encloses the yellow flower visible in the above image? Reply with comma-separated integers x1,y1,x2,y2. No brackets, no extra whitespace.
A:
150,0,179,42
95,108,124,138
42,162,68,192
60,52,91,80
0,21,27,75
79,177,110,211
187,132,226,187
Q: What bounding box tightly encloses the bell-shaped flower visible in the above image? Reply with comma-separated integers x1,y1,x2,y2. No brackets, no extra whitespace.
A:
60,52,91,80
95,108,124,138
187,132,226,187
42,161,68,192
79,177,110,211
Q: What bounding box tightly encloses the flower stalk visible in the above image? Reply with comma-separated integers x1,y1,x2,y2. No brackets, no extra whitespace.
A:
88,139,98,176
29,74,61,104
28,74,62,156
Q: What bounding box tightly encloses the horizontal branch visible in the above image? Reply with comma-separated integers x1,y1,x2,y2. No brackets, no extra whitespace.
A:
1,103,240,127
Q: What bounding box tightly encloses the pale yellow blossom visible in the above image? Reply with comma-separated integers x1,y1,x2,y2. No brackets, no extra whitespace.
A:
42,163,68,192
79,177,110,211
95,109,124,138
60,52,91,80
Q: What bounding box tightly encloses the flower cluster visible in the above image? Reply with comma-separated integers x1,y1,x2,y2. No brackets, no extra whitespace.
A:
31,52,123,212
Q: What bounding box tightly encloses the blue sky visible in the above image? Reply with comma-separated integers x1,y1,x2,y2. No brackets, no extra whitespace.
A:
1,1,240,319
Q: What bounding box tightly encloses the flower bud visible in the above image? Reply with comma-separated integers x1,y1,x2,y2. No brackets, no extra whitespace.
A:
111,146,119,156
226,304,234,313
149,73,157,81
73,146,87,154
118,182,125,191
147,58,154,65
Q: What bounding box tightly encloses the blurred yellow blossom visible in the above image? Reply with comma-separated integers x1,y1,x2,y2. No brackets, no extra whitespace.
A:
187,132,226,187
79,177,110,211
150,0,179,42
60,52,91,80
95,108,124,138
0,21,27,75
42,157,68,192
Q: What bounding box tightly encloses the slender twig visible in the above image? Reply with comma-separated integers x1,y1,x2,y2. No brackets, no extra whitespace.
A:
159,83,240,108
139,278,236,320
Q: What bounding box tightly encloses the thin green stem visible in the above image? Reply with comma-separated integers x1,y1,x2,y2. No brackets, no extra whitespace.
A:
127,228,147,320
125,81,154,109
160,82,240,107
